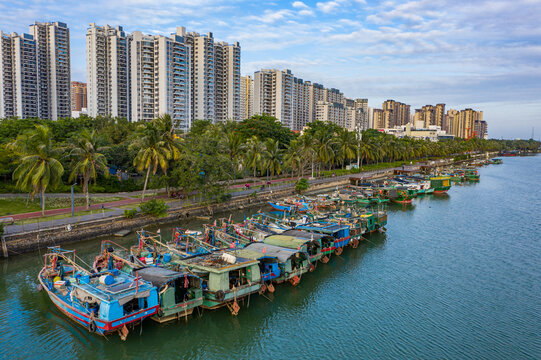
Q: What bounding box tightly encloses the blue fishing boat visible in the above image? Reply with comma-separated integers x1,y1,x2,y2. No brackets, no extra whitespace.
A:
39,247,158,339
295,221,351,255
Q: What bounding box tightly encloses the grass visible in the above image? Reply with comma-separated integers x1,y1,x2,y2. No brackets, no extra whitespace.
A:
0,196,126,216
13,209,113,225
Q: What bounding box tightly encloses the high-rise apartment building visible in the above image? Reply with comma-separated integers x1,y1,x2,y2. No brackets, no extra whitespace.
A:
316,101,346,128
382,100,410,128
353,98,369,131
86,23,130,119
71,81,87,111
435,103,445,128
29,22,71,120
0,31,38,119
129,31,191,130
373,108,384,129
445,108,485,138
240,75,254,120
214,41,240,122
254,69,295,129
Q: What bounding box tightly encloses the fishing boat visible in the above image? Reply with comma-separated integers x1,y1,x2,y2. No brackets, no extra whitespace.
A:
295,221,351,255
38,247,158,338
268,201,310,212
235,242,311,286
430,176,452,193
488,158,502,164
136,267,203,323
92,241,204,324
463,169,480,181
263,230,325,264
178,250,261,314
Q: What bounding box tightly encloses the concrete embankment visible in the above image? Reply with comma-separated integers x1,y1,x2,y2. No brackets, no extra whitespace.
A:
1,177,350,257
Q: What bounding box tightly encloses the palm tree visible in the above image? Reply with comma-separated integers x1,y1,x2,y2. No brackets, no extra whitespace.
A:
225,130,244,173
357,138,373,169
244,136,265,178
336,129,357,169
263,139,283,176
284,139,302,176
9,125,64,215
299,134,315,178
155,114,182,161
68,129,109,209
130,121,172,201
313,130,335,172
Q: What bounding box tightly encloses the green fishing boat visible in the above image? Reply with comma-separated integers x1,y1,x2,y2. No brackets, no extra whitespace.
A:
263,231,325,264
430,176,452,193
463,169,480,181
179,250,261,314
136,267,203,323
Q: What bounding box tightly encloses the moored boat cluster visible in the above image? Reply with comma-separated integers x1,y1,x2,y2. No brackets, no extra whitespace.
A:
38,158,501,339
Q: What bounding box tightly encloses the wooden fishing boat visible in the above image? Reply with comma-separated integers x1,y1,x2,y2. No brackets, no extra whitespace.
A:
39,247,158,338
178,250,261,314
235,242,311,286
463,169,480,181
263,230,324,264
295,222,351,255
136,267,203,323
92,240,204,324
430,176,452,193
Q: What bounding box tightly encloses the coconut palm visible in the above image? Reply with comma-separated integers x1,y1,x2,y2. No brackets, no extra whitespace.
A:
244,136,265,178
336,129,357,169
225,130,244,173
284,139,302,176
299,134,316,178
130,121,172,201
155,114,182,161
68,129,109,209
263,139,283,176
313,130,336,172
9,125,64,215
357,138,373,169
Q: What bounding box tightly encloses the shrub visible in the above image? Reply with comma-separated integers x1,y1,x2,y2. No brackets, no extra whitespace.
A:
123,208,138,219
0,223,4,236
295,178,309,194
139,199,168,217
216,192,232,203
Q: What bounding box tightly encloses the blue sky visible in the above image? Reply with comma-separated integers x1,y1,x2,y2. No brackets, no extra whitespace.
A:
1,0,540,138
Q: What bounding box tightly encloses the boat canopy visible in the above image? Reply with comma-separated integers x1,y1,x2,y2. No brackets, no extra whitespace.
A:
180,251,258,273
136,267,195,288
280,229,332,242
264,235,317,249
295,222,349,235
241,242,305,262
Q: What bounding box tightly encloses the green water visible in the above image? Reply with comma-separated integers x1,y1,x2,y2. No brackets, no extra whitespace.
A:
1,156,540,359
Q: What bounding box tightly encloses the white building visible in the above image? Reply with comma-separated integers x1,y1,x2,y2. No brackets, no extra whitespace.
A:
253,69,295,129
86,24,130,119
214,41,241,122
0,31,38,119
29,22,71,120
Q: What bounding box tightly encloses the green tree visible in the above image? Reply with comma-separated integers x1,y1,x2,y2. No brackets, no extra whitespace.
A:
130,121,172,201
9,125,64,215
68,129,109,209
244,136,265,177
336,129,357,169
263,138,283,176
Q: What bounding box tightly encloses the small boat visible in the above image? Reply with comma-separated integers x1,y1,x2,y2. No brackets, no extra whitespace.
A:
295,221,351,255
39,247,158,338
263,230,325,264
114,229,131,237
430,176,452,193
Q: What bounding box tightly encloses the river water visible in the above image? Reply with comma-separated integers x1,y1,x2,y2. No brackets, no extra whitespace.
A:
1,155,540,360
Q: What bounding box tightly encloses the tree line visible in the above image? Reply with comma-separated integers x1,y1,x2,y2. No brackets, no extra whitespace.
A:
0,114,538,215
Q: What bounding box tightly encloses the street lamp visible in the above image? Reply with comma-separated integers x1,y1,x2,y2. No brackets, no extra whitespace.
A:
71,183,77,216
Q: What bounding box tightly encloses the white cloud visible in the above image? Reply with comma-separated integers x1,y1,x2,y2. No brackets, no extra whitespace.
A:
292,1,309,9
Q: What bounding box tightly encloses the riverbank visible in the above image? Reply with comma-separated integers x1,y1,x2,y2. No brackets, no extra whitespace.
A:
0,153,494,257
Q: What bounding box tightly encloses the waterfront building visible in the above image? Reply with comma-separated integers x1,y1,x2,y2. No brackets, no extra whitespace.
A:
86,24,130,119
316,100,347,128
254,68,295,129
354,98,369,132
0,31,38,119
1,22,70,120
29,22,71,120
240,75,254,120
384,123,452,141
71,81,87,112
373,108,384,129
214,40,241,122
129,31,191,130
382,100,410,128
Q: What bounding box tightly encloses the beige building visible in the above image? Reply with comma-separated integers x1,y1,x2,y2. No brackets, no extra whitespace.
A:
71,81,87,112
446,108,485,139
381,100,410,128
253,69,295,129
316,100,346,128
373,108,384,129
240,75,254,120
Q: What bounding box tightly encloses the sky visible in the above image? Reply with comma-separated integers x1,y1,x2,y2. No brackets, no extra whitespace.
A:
1,0,540,139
